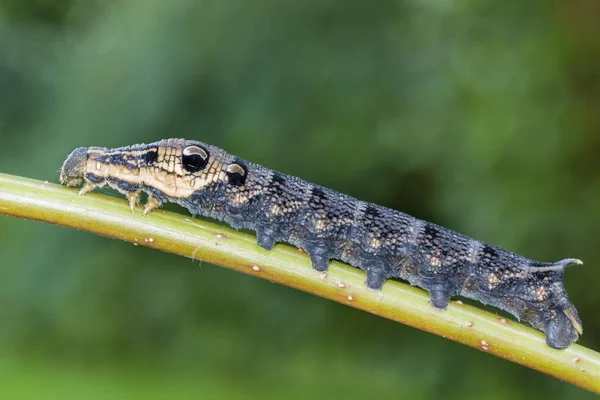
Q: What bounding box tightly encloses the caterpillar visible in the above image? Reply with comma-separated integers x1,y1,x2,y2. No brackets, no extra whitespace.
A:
59,138,583,349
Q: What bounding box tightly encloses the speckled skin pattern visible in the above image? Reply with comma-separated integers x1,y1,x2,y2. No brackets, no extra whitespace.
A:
60,139,583,349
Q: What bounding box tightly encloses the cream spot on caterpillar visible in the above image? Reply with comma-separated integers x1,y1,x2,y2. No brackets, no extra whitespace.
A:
536,286,546,301
370,237,382,249
429,256,442,267
315,219,327,231
230,191,251,206
271,204,282,215
487,273,500,289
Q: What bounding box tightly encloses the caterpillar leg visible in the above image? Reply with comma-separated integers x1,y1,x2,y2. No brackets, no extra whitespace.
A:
304,240,344,272
308,250,330,272
127,192,140,212
428,284,453,309
545,310,580,349
78,181,98,196
256,226,279,250
143,196,162,215
365,269,386,289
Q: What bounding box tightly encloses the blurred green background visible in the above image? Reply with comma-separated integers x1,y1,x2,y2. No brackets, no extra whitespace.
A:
0,0,599,398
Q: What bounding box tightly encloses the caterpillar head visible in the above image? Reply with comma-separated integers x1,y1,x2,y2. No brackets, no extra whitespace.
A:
59,139,249,199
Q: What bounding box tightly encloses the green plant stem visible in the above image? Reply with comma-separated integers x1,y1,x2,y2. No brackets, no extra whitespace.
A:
0,172,598,393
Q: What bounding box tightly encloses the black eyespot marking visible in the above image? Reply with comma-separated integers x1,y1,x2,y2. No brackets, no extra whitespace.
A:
144,150,159,165
226,160,247,186
182,145,209,173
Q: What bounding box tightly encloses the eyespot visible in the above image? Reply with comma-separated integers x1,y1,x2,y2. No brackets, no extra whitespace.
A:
226,161,247,186
182,145,209,172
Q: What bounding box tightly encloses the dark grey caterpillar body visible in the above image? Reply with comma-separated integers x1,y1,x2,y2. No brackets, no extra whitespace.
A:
59,138,583,349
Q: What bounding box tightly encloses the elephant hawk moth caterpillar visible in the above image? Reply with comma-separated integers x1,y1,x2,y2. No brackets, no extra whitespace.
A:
59,138,583,349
